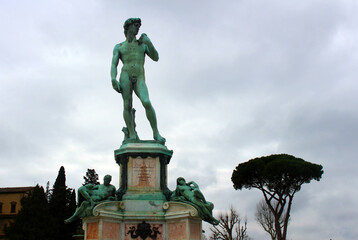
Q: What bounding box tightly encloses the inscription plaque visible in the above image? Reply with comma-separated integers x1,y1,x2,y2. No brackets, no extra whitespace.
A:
131,157,157,189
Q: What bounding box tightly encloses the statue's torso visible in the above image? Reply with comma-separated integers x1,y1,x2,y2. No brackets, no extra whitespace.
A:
94,184,115,199
178,185,194,200
118,41,146,77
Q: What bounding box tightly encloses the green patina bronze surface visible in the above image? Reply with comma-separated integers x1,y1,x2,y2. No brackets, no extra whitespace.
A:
170,177,219,225
111,18,165,144
66,19,219,231
114,141,173,157
64,175,116,223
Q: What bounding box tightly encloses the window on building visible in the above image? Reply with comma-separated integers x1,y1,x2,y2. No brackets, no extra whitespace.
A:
10,201,17,213
0,202,3,213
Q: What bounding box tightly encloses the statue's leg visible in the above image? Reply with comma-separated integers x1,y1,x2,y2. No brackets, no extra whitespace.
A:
134,77,165,143
120,74,137,139
191,199,218,225
194,189,207,203
64,201,90,223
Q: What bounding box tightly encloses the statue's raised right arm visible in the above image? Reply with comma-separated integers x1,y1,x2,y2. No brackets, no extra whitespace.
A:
111,45,121,93
139,33,159,62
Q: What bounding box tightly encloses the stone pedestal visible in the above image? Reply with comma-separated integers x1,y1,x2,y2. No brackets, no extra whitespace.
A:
114,142,173,201
82,142,202,240
83,201,202,240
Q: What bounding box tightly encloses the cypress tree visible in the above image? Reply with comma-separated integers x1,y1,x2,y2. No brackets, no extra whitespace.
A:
66,189,80,236
5,185,53,240
48,166,77,240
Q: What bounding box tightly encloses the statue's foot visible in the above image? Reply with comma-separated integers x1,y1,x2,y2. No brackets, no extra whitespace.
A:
154,132,166,144
64,217,74,224
128,136,138,141
131,131,139,140
123,132,140,143
207,216,220,225
211,219,220,225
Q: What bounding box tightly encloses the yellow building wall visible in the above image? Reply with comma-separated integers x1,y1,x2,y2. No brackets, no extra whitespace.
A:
0,191,29,239
0,192,26,214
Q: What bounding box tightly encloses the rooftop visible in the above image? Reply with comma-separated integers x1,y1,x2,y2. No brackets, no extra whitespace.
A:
0,187,35,194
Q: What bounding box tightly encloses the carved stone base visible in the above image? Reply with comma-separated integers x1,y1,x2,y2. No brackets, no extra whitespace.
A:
82,201,202,240
82,143,201,239
114,142,173,201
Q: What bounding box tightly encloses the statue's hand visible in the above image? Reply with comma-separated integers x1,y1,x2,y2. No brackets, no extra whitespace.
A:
187,181,195,186
90,199,95,207
111,79,121,93
139,33,151,44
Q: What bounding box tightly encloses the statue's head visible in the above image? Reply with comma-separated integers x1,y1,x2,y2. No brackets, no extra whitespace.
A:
103,175,112,185
123,18,141,37
176,177,186,185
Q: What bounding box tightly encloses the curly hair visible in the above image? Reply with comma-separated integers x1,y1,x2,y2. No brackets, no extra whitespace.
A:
123,18,141,37
176,177,185,184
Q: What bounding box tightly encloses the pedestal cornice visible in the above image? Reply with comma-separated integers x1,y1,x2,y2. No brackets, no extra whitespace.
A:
114,142,173,164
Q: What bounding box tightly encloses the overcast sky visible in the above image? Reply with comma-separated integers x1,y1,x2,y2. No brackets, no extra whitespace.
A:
1,0,358,239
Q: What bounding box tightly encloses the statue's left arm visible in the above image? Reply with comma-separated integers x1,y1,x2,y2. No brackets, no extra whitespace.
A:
188,181,199,189
139,33,159,61
79,186,95,206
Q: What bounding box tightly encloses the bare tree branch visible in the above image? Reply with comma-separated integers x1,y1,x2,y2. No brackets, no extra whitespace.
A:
209,206,250,240
255,199,285,240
